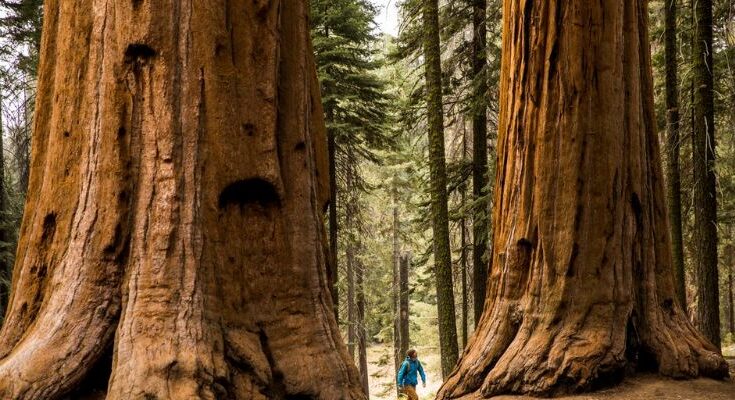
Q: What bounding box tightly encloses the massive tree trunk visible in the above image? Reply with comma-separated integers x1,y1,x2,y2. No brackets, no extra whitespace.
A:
692,0,721,350
423,0,459,378
438,1,729,398
0,1,365,399
471,0,489,327
664,0,686,308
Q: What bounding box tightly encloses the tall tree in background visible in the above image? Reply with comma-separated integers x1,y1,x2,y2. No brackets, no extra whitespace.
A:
692,0,721,348
471,0,489,326
726,244,735,337
311,0,391,322
392,184,401,372
664,0,686,307
0,95,13,323
0,0,44,199
399,253,410,361
460,183,469,347
329,132,340,319
347,209,357,359
0,0,43,76
356,253,369,397
0,2,365,398
423,0,459,377
438,0,729,397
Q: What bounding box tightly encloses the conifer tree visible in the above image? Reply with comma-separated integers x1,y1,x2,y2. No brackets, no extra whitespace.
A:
311,0,392,321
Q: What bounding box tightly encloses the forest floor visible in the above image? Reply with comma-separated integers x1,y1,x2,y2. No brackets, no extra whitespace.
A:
366,344,735,400
367,343,443,399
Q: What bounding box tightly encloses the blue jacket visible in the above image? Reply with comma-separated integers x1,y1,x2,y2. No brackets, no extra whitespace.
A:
397,357,426,387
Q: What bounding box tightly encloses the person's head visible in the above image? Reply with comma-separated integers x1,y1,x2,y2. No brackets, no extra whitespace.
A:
407,349,417,360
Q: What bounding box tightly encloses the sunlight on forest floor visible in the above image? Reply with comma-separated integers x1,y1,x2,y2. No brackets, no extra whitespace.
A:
367,344,442,400
364,344,735,400
723,344,735,357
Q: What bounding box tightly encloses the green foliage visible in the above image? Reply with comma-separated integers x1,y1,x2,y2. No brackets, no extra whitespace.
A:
0,0,41,324
650,0,735,339
0,0,43,76
310,0,395,345
311,0,393,164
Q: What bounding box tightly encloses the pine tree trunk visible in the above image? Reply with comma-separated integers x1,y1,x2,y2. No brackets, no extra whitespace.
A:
346,166,357,361
692,0,721,349
727,245,735,336
438,1,729,397
356,258,369,397
0,94,10,323
423,0,459,378
392,188,401,373
328,110,339,322
460,196,469,347
729,263,734,336
665,0,686,308
17,87,31,196
399,253,410,360
0,1,364,399
347,233,356,359
471,0,489,328
461,121,470,346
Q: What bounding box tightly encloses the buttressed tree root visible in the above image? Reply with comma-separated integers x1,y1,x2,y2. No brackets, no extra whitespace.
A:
0,1,365,399
437,0,729,398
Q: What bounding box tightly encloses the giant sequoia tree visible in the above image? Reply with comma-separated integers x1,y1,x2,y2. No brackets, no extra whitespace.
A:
438,0,729,398
0,1,365,399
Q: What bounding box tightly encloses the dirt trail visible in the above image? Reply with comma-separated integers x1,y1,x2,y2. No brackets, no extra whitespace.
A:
492,359,735,400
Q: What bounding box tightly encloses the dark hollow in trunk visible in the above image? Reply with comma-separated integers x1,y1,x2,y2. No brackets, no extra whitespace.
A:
0,1,364,399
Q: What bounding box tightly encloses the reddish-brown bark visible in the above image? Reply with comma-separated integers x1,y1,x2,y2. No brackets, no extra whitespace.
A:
0,1,364,399
438,0,729,398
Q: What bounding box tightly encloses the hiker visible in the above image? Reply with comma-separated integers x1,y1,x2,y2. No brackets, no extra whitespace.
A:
397,349,426,400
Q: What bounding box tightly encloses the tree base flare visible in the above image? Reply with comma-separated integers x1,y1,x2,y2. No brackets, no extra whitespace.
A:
438,0,729,397
0,1,365,399
438,301,728,399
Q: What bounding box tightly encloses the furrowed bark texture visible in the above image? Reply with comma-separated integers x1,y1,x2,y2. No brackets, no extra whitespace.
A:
438,0,729,398
0,1,364,399
664,0,686,307
347,233,356,359
423,0,459,378
691,0,721,350
328,119,339,322
471,0,489,326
